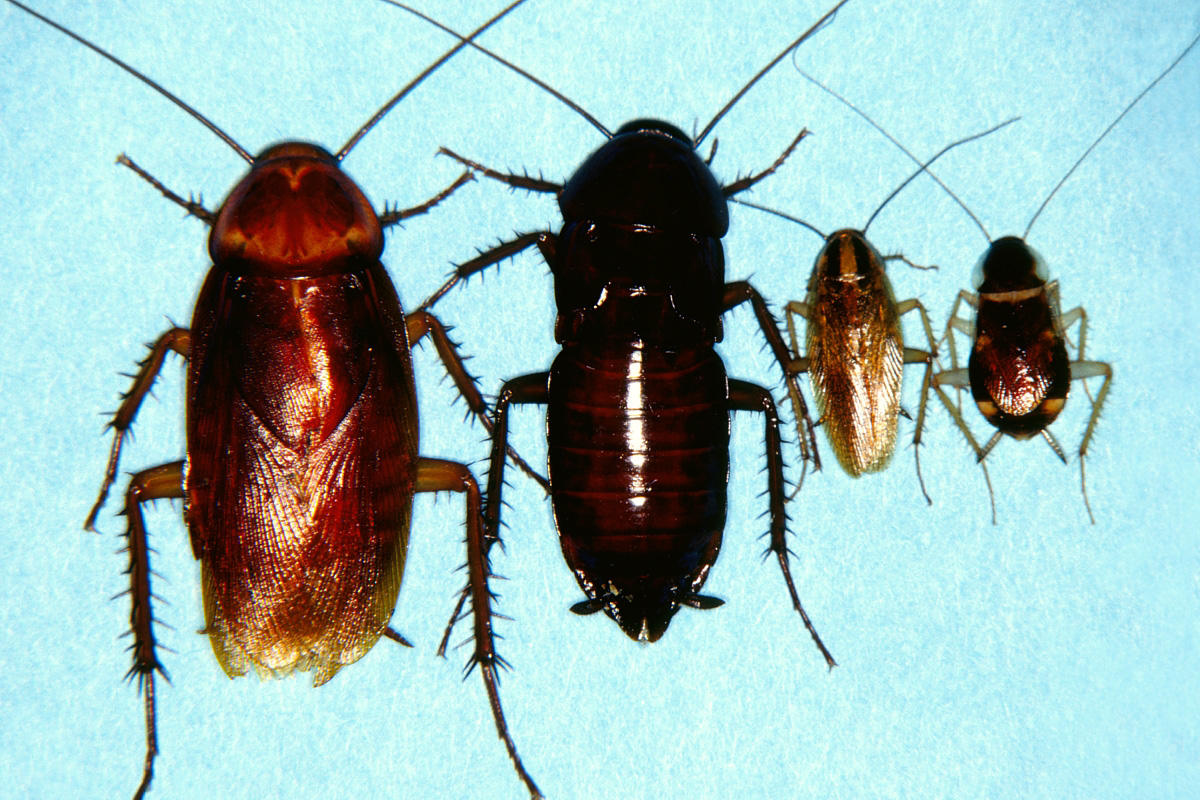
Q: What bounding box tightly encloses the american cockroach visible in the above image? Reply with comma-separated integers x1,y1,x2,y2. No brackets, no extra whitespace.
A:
385,0,849,661
929,29,1200,524
738,102,1019,504
5,0,543,797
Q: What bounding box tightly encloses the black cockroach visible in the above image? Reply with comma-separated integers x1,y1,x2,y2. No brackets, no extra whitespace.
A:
737,99,1019,504
929,30,1200,524
384,0,849,660
5,0,542,797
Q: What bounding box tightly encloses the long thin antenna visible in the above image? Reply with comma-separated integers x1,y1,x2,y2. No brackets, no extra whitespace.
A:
730,198,826,241
1024,28,1200,238
796,68,992,243
379,0,611,138
337,0,529,160
4,0,253,163
695,0,851,147
864,117,1020,234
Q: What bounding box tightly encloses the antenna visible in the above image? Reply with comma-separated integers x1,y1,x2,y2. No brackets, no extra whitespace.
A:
379,0,611,137
337,0,529,159
695,0,850,147
5,0,253,163
796,68,993,243
1024,28,1200,238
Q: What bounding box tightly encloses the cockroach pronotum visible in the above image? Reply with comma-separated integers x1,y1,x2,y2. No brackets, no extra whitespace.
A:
4,0,544,797
737,100,1020,504
385,0,851,668
930,29,1200,524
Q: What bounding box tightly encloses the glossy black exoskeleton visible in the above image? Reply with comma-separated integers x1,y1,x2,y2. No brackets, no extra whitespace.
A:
391,0,852,658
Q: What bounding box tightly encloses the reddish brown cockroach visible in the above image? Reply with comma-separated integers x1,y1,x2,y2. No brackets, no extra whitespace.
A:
5,0,543,797
931,31,1199,524
385,1,850,663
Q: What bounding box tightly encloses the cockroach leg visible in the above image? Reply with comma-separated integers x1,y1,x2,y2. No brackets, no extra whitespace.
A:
405,310,549,493
728,380,834,668
418,231,550,314
437,373,549,659
897,297,937,504
378,169,474,228
117,155,215,224
85,327,190,531
120,459,184,800
415,456,541,800
722,281,821,473
931,381,998,524
438,147,563,194
382,628,413,648
938,290,978,413
721,129,809,197
882,253,938,271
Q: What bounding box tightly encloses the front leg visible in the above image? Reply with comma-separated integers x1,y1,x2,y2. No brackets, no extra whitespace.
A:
729,379,835,669
378,170,473,228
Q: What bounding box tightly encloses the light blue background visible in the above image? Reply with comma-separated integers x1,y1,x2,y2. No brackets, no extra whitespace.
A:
1,1,1197,798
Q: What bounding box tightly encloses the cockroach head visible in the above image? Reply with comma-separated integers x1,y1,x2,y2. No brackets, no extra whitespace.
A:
973,236,1049,293
210,142,383,277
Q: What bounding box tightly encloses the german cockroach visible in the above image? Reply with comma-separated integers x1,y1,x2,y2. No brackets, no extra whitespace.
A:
738,102,1019,504
929,29,1200,524
385,1,850,666
4,0,543,796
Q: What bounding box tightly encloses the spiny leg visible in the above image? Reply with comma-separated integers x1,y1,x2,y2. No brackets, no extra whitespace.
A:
897,297,938,505
120,460,184,800
729,379,835,669
378,170,474,228
118,155,215,224
86,327,190,531
938,290,978,413
416,457,541,800
437,373,549,658
1070,359,1113,525
405,311,549,493
418,231,553,313
439,147,562,194
931,380,998,524
781,300,815,500
723,281,821,475
721,129,809,197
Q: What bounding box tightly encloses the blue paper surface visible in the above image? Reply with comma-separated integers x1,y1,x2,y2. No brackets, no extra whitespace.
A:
1,1,1198,798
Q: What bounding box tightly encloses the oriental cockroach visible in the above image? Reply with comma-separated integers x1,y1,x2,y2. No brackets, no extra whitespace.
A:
383,1,851,667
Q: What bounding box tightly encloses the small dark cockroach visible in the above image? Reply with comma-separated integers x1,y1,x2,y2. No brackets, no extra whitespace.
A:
738,101,1019,504
385,1,850,660
5,1,543,797
929,30,1200,524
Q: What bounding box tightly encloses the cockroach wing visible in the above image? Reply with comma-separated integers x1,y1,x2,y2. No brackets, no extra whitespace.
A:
185,261,419,686
807,276,904,475
970,292,1069,422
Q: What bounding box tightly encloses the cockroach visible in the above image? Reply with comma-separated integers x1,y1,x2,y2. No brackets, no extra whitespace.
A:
5,0,543,797
929,30,1200,524
738,107,1020,505
385,0,849,661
